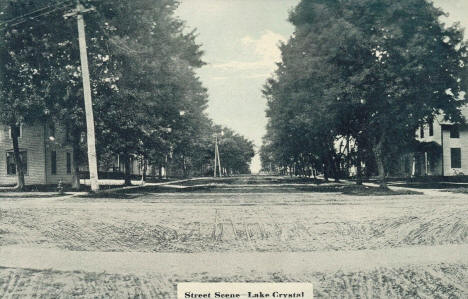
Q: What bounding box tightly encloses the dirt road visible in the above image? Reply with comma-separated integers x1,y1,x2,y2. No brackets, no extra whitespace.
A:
0,176,467,297
1,244,467,275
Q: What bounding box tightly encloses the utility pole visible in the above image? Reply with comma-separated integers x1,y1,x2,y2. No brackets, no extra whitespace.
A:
64,1,99,191
214,136,218,177
216,136,222,176
214,135,222,177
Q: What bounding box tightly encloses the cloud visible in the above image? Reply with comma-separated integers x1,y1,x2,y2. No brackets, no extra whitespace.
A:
177,0,231,15
211,30,286,71
211,76,229,81
241,30,286,63
211,61,270,71
245,73,270,79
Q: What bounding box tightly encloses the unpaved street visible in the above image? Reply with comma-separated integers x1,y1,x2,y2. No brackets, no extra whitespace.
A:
0,176,467,297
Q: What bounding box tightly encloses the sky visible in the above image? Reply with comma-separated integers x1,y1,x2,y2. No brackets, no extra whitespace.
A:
176,0,468,173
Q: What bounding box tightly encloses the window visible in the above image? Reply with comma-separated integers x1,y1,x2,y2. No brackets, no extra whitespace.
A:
429,121,434,136
51,151,57,175
450,125,459,138
451,148,461,168
66,152,71,174
420,125,424,138
6,151,27,175
9,125,22,139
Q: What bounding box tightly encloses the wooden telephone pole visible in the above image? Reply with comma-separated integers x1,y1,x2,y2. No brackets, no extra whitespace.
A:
214,135,222,177
65,1,99,191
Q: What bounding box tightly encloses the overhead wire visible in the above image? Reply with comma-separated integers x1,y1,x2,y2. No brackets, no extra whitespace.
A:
0,0,71,25
0,1,74,28
6,2,75,28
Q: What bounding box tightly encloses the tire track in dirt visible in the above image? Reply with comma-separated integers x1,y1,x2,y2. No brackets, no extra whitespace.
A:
1,270,20,299
0,263,466,298
3,202,467,253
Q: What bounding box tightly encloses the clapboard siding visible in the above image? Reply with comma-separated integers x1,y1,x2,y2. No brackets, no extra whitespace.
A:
416,118,468,176
441,128,468,176
0,124,46,185
416,122,443,176
0,122,74,185
45,146,74,184
44,122,74,184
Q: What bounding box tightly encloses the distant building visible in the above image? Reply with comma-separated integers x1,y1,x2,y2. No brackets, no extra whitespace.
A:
80,154,147,178
0,122,74,185
414,108,468,176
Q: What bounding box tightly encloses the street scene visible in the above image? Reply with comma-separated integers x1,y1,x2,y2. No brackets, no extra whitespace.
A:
1,0,468,298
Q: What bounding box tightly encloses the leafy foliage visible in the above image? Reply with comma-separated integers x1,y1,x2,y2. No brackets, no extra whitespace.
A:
262,0,468,184
0,0,255,187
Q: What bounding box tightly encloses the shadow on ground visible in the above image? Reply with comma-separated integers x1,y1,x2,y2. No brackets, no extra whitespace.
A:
79,176,422,198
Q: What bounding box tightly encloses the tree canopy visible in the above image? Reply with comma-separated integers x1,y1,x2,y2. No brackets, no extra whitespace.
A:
262,0,467,185
0,0,255,188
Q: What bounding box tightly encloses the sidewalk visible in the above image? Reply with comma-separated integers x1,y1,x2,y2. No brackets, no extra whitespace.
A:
0,244,467,275
0,177,207,199
336,177,462,197
362,181,459,197
84,177,209,194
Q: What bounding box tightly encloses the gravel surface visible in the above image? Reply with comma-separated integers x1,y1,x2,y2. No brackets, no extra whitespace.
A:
1,192,467,252
0,176,467,297
0,264,466,298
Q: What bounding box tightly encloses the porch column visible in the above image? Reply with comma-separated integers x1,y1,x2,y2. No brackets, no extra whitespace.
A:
424,152,428,175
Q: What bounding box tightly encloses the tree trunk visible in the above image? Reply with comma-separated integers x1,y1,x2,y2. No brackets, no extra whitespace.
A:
182,156,188,178
356,150,363,185
327,153,339,182
323,162,329,182
11,125,25,191
142,159,147,182
123,155,132,186
373,137,387,188
158,164,163,179
333,155,340,182
71,131,81,190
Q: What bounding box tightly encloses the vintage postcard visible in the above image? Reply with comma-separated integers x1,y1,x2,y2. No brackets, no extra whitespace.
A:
0,0,467,298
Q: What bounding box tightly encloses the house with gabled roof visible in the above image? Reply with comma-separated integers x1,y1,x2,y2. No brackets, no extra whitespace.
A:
0,121,74,185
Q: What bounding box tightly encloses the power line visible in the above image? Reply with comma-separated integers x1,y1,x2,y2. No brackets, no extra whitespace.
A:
0,1,74,28
0,0,72,26
5,3,75,28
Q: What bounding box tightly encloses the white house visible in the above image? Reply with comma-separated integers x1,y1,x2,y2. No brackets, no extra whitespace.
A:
0,122,74,185
415,107,468,176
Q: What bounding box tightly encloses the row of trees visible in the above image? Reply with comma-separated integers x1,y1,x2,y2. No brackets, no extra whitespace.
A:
0,0,254,190
261,0,467,186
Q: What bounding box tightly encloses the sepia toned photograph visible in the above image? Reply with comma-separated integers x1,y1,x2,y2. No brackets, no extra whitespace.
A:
0,0,467,297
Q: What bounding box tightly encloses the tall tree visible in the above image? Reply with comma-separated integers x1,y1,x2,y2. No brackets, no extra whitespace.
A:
86,0,209,184
1,0,255,189
0,0,69,189
263,0,467,186
0,0,114,190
